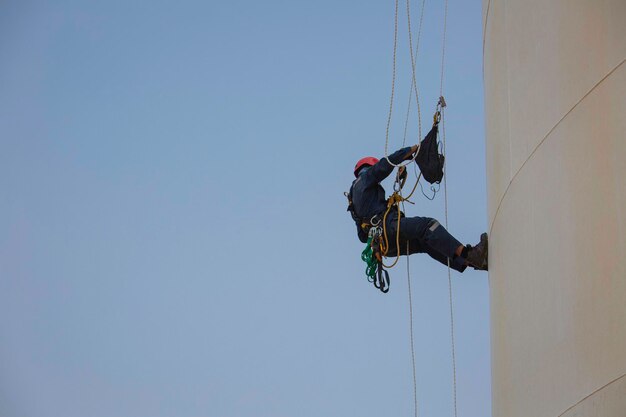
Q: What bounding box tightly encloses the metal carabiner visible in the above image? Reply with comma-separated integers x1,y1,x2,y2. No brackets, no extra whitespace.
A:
433,110,441,125
393,167,406,192
434,95,446,126
375,262,390,293
368,226,382,241
370,215,381,228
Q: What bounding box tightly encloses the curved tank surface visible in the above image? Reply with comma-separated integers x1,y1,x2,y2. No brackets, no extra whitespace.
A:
483,0,626,416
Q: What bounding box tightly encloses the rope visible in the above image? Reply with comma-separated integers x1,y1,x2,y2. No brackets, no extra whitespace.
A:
383,0,423,169
442,107,458,417
437,0,457,414
439,0,448,97
406,239,419,417
361,237,379,282
402,0,426,147
379,0,456,414
404,0,425,144
384,0,399,159
381,194,404,269
380,171,422,269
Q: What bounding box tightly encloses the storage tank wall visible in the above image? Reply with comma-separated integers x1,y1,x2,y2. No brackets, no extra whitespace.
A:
483,0,626,416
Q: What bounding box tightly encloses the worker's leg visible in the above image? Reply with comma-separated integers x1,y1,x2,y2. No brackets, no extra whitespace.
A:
395,238,467,272
399,216,461,256
385,214,467,272
421,243,467,272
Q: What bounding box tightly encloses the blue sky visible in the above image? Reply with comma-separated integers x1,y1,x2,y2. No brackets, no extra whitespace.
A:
1,1,490,416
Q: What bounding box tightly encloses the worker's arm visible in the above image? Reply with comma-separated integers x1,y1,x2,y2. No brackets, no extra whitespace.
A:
367,146,413,184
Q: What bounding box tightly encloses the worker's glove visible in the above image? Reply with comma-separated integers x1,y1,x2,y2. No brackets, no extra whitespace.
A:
405,144,419,160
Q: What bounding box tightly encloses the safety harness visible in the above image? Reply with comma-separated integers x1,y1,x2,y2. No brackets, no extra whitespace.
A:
346,102,446,294
345,172,408,293
345,190,390,293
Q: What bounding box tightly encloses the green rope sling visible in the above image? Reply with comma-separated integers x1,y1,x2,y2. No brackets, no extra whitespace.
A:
361,237,378,283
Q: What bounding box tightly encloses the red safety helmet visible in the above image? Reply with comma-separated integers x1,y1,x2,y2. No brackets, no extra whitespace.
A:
354,156,379,177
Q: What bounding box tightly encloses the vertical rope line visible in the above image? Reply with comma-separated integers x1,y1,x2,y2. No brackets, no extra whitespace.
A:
404,0,425,143
439,0,448,97
438,0,456,414
401,94,412,147
406,239,418,417
442,107,458,417
384,0,400,157
402,0,427,147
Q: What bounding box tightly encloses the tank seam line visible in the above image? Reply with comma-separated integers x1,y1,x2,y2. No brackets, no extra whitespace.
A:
482,0,492,80
556,373,626,417
489,57,626,235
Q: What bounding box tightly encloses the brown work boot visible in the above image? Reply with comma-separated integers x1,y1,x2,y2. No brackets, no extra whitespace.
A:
466,233,488,271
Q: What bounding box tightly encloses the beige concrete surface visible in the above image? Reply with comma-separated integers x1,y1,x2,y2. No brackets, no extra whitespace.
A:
483,1,626,416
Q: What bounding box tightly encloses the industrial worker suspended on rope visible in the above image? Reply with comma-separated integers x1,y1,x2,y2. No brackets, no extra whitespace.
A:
346,128,488,273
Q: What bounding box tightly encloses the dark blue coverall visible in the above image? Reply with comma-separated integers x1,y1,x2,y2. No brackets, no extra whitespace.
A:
349,147,467,272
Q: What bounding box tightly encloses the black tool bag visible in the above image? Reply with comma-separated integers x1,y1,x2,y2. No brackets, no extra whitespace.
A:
416,124,445,184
